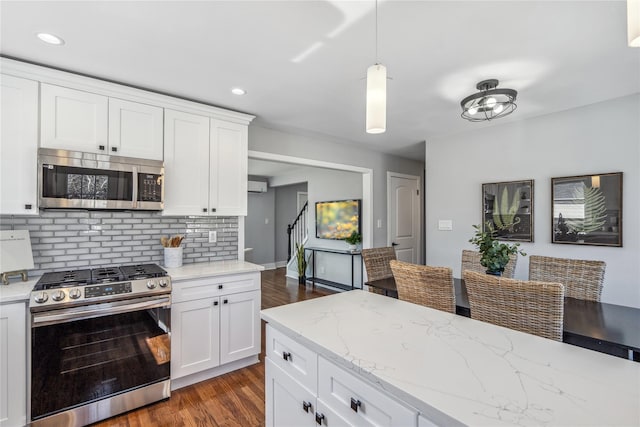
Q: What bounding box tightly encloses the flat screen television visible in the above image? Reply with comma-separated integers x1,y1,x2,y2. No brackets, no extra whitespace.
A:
315,199,361,239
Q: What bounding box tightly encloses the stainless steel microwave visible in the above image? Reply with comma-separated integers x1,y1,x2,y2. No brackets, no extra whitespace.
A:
38,148,164,210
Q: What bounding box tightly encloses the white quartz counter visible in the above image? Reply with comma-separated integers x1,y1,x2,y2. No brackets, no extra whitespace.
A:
0,278,38,304
260,290,640,426
164,260,264,281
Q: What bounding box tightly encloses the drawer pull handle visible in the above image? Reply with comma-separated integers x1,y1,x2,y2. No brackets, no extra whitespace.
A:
302,401,312,413
350,397,362,412
203,208,207,213
223,299,228,304
282,351,292,361
315,413,325,425
213,301,219,306
98,145,105,151
218,284,223,289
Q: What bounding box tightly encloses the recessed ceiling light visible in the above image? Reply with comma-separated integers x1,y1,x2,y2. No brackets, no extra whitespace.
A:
231,88,246,96
37,33,65,45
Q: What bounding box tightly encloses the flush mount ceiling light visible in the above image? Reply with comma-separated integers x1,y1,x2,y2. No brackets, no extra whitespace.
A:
629,0,640,47
231,87,246,95
36,33,65,45
366,0,386,134
460,79,517,122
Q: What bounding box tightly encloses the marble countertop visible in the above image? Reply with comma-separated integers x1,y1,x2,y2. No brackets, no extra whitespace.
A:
261,290,640,426
164,260,264,281
0,277,38,304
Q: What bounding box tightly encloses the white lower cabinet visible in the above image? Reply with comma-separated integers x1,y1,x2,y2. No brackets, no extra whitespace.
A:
266,325,419,427
171,272,260,387
0,302,27,427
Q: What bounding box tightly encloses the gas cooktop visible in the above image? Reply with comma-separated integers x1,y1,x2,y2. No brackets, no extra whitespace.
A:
31,264,171,311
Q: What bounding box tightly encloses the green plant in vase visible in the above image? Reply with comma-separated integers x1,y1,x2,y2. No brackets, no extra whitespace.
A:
469,222,526,276
344,231,362,250
295,243,309,284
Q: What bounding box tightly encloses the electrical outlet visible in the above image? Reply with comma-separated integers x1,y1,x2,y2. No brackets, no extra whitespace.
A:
208,230,217,243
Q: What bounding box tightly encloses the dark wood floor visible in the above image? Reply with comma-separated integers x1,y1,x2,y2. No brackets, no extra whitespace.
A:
94,268,334,427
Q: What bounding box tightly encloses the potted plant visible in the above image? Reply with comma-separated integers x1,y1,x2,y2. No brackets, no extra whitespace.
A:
344,231,362,251
295,242,308,284
469,222,526,276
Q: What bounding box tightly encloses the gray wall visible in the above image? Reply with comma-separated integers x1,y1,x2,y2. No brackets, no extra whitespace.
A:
275,182,307,263
425,94,640,308
0,211,238,276
245,180,276,266
249,125,425,250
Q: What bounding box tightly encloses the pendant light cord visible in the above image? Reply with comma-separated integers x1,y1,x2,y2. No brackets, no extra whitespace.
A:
375,0,379,64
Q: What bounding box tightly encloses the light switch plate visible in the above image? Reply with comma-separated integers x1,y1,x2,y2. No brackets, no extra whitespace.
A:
208,230,217,243
438,220,453,231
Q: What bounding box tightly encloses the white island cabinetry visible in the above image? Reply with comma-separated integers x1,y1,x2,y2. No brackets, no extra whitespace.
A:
261,290,640,427
170,265,261,390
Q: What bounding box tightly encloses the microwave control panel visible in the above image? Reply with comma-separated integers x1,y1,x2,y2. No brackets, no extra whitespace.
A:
138,174,163,202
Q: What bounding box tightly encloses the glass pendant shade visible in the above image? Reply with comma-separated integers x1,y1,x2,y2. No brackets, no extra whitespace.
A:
629,0,640,47
366,63,387,134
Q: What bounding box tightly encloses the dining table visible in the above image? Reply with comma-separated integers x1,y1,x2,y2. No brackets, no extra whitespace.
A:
366,277,640,362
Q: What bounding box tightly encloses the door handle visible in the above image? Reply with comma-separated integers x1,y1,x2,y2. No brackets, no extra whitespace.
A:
391,242,399,246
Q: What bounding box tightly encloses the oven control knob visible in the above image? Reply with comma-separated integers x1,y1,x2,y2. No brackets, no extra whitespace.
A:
147,280,157,289
52,290,66,301
34,292,49,304
69,288,82,299
159,279,168,288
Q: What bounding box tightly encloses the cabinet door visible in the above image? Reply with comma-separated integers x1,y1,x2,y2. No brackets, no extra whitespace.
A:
266,358,316,427
0,74,38,215
171,298,220,379
220,290,260,365
108,98,163,160
40,84,108,153
0,302,27,427
163,109,210,215
209,119,248,216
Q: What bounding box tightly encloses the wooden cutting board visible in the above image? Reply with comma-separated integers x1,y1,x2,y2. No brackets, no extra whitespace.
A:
0,230,35,274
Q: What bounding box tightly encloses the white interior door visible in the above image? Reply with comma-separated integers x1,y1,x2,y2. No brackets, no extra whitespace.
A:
387,173,420,263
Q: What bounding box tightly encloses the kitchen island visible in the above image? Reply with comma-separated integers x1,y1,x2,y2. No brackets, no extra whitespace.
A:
261,290,640,426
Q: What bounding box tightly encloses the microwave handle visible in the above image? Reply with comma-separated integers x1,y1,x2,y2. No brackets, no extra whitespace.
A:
132,166,138,209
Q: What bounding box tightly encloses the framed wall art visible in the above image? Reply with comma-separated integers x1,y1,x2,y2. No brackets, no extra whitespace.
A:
551,172,622,247
482,179,534,242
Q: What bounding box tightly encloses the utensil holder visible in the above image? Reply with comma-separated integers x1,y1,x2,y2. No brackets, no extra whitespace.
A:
164,247,183,268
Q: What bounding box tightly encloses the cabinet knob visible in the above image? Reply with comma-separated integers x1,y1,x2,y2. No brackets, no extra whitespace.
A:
218,284,223,290
24,204,32,210
302,401,312,413
203,208,207,213
223,299,228,304
350,397,362,412
213,301,219,306
98,145,105,151
282,351,292,361
211,208,216,212
111,147,118,152
315,413,325,425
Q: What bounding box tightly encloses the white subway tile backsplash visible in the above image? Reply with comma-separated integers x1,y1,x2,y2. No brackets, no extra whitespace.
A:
0,211,238,276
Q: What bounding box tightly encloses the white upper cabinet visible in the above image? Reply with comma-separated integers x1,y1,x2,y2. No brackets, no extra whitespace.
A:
163,109,211,216
0,74,39,215
41,84,163,160
40,83,108,153
108,98,163,160
210,119,248,216
164,110,248,216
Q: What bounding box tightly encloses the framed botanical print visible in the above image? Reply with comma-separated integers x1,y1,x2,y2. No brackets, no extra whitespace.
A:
482,180,534,242
552,172,622,247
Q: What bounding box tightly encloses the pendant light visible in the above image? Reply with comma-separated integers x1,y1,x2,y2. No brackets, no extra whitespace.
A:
629,0,640,47
366,0,386,134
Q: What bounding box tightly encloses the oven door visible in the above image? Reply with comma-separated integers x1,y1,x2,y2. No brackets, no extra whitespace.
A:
30,296,171,424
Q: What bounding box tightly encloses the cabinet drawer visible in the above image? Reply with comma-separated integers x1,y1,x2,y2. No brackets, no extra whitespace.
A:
265,358,316,427
172,273,259,303
266,325,317,393
318,356,417,427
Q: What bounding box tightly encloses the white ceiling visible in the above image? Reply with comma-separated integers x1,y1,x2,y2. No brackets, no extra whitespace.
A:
1,1,639,161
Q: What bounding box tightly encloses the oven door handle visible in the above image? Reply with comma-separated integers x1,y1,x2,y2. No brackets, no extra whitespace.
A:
32,295,171,327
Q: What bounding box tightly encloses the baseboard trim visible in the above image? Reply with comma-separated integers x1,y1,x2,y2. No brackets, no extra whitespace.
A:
275,261,287,268
262,262,276,270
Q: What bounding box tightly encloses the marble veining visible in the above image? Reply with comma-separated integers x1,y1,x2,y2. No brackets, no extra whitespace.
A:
261,290,640,426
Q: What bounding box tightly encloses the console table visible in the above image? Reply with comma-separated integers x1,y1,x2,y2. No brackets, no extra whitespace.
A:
305,247,363,291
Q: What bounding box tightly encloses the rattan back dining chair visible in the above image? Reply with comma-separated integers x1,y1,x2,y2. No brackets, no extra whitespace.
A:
361,247,396,295
461,249,518,278
463,271,565,341
390,260,456,313
528,255,605,302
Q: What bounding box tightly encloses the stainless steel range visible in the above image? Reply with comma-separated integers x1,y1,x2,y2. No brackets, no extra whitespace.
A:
29,264,172,427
